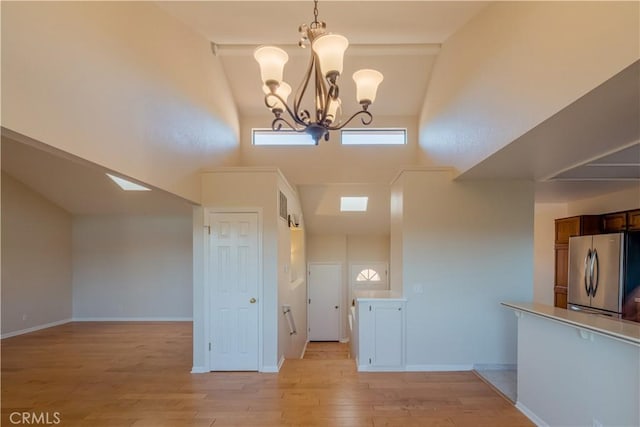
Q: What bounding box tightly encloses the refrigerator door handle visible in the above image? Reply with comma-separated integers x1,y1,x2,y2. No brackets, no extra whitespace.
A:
584,249,592,296
591,249,599,297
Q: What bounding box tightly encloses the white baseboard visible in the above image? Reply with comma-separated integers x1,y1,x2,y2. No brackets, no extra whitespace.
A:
300,340,309,359
474,363,517,371
405,364,474,372
72,317,193,322
277,356,285,370
516,401,548,427
339,337,350,343
261,364,280,373
358,365,406,372
1,318,72,339
191,366,208,374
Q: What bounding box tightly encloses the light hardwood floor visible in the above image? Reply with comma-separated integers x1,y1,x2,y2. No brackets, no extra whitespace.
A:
303,342,350,360
1,322,533,426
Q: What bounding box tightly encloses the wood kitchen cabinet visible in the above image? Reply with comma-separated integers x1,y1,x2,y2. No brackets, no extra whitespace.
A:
602,212,628,233
628,210,640,231
553,216,600,309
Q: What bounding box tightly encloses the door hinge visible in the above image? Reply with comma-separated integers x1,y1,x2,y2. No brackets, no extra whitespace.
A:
369,358,372,364
208,342,211,351
369,305,372,311
205,225,211,235
308,298,311,304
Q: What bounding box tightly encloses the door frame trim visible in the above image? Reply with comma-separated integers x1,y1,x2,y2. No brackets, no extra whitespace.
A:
307,262,344,342
204,207,263,372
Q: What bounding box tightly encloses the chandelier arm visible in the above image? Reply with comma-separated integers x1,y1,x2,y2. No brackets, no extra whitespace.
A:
326,109,373,131
265,93,308,128
271,115,306,132
315,62,330,124
293,52,316,124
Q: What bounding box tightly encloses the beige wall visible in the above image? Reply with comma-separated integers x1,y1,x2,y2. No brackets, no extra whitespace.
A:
346,235,390,263
420,1,639,171
567,185,640,216
390,176,404,293
2,2,240,202
533,202,568,306
72,215,193,319
1,173,72,336
393,169,534,368
198,168,306,370
240,115,420,185
277,175,307,361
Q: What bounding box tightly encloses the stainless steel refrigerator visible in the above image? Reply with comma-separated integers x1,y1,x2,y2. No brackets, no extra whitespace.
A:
568,231,640,318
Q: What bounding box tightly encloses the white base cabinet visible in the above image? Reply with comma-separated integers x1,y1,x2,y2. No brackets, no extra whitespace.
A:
352,292,406,371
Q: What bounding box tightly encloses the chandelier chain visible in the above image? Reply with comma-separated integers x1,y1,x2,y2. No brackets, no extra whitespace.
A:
313,0,319,25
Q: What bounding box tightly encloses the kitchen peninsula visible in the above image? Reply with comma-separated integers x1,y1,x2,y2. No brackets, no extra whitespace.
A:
503,302,640,427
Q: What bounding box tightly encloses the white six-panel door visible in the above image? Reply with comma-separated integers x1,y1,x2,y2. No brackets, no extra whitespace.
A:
209,212,259,371
308,263,342,341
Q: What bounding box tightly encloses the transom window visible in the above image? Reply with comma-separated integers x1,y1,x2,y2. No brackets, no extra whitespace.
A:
252,128,407,146
356,268,381,282
253,129,315,146
341,129,406,145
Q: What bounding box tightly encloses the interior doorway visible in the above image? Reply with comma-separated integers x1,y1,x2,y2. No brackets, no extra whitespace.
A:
208,211,260,371
308,263,342,341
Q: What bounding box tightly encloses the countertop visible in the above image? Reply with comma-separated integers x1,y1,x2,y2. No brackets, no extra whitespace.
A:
353,290,406,301
502,302,640,346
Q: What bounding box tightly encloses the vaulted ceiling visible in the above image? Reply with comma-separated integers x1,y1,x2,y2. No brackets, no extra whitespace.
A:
1,1,638,236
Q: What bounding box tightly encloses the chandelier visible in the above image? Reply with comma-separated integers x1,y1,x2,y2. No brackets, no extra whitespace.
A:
254,0,383,144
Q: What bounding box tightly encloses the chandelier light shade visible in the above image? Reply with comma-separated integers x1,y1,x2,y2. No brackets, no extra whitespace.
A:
353,69,384,104
312,34,349,78
254,46,289,86
254,0,383,144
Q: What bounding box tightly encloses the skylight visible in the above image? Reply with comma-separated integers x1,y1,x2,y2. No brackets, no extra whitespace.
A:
340,196,368,212
106,173,151,191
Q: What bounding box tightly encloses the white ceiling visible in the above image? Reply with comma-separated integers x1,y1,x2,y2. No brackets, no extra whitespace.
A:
157,1,488,119
1,131,194,216
298,183,390,235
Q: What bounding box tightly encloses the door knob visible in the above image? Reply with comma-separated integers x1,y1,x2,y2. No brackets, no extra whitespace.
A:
334,305,339,309
250,298,257,304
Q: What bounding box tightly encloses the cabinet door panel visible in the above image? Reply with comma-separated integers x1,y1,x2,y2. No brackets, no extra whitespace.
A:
555,218,581,244
555,245,569,287
628,210,640,231
373,304,403,367
602,213,627,233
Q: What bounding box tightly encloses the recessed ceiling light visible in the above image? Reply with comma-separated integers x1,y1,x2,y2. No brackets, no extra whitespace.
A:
106,173,151,191
340,196,368,212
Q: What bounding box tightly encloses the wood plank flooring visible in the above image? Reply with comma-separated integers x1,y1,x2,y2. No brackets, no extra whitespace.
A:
303,342,350,360
1,322,533,426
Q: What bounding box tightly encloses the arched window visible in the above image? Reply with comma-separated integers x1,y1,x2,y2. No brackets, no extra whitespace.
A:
356,268,381,282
